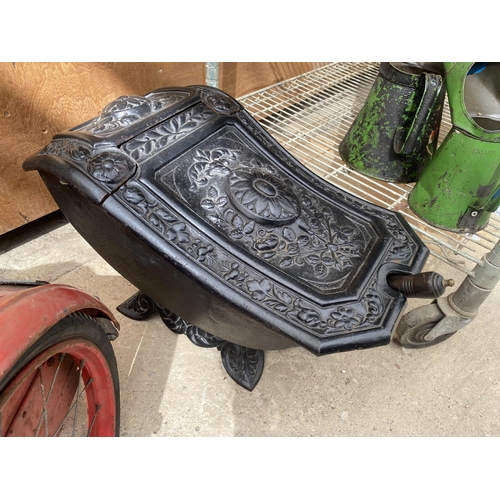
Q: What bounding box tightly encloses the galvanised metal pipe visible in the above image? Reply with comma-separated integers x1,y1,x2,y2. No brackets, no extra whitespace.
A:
451,238,500,314
205,62,219,88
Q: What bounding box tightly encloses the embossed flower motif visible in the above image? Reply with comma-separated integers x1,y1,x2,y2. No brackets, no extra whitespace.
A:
365,292,383,317
229,170,299,224
189,148,237,188
202,91,237,114
332,226,357,244
166,222,190,243
85,96,150,134
69,146,91,162
43,140,91,162
389,226,409,241
246,278,271,301
330,306,360,331
102,95,149,115
196,244,214,262
195,148,236,173
297,308,322,328
223,262,249,285
87,152,135,184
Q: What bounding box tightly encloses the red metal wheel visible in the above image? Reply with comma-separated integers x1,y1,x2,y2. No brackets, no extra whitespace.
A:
0,313,120,437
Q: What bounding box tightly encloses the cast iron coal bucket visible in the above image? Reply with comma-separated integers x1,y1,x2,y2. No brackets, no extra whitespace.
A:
23,85,436,390
339,62,446,183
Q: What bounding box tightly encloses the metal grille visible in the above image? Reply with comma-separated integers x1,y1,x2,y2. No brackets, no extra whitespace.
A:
239,62,500,277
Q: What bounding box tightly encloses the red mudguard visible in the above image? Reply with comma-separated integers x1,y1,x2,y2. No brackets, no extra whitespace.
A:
0,282,119,381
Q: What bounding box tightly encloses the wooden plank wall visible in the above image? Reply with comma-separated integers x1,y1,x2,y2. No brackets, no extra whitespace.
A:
0,62,328,235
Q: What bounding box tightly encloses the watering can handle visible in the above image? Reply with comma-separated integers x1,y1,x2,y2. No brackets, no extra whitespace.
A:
394,73,443,155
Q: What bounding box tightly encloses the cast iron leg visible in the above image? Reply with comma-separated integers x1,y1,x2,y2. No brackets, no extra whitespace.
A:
117,292,265,391
117,291,156,320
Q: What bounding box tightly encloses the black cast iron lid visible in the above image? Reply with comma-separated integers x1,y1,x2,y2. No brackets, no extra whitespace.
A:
24,85,429,354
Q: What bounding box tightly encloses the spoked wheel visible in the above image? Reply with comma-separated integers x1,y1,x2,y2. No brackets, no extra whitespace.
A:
394,302,456,349
0,312,120,436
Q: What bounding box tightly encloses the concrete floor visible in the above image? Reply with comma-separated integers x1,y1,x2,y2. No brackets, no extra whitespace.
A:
1,210,499,437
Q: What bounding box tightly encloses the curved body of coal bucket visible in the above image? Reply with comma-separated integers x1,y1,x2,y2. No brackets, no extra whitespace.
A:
23,85,429,357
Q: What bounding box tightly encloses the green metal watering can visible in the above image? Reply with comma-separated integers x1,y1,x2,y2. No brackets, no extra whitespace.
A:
409,62,500,233
339,62,446,183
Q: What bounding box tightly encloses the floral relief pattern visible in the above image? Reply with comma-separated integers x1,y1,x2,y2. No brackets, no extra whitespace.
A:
119,183,215,264
188,148,237,190
122,104,216,163
34,86,427,353
87,151,136,185
220,263,388,335
237,113,419,266
41,139,91,164
200,89,240,115
76,92,185,136
113,104,423,342
190,146,370,289
117,181,390,337
340,196,417,263
229,169,300,225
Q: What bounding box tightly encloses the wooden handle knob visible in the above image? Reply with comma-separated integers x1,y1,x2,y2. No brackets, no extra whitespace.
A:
387,272,454,298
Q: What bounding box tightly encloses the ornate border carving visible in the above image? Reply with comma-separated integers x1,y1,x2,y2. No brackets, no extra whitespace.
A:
121,104,217,162
75,91,187,136
115,181,392,338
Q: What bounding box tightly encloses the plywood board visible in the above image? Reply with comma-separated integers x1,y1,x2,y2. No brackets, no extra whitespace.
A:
0,62,329,235
0,62,209,235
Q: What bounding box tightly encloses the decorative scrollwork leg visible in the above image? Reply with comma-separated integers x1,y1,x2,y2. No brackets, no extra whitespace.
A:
117,295,265,390
116,291,157,320
219,343,264,391
156,305,226,348
156,304,265,390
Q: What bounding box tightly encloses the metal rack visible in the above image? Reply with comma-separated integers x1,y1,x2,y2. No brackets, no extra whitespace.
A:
238,62,500,278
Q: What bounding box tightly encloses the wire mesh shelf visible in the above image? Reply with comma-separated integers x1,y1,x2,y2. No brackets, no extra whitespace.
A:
239,62,500,277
